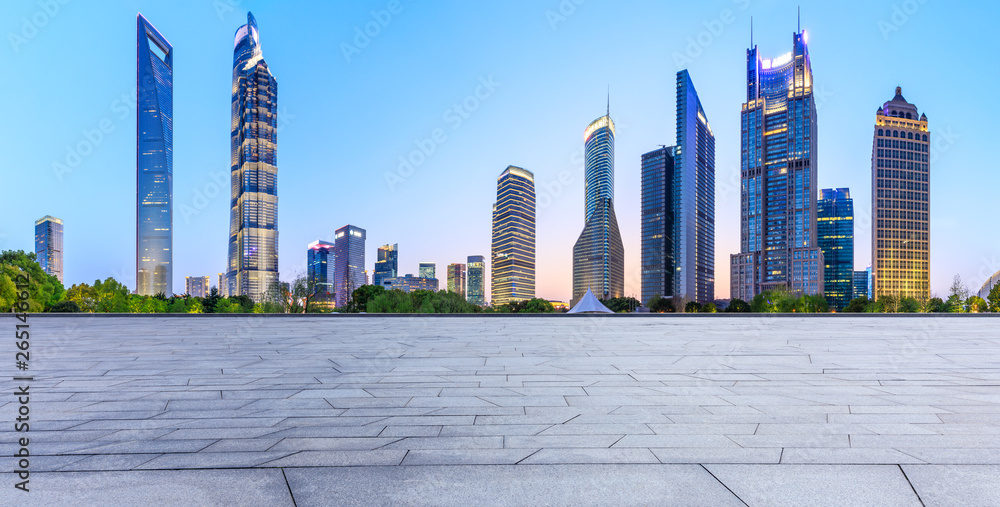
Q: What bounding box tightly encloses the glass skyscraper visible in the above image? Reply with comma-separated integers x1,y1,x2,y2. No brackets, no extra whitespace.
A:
226,12,279,303
418,262,436,279
491,166,536,305
853,270,869,301
467,255,485,305
573,112,624,306
382,274,439,293
818,188,854,310
373,244,398,288
185,276,209,298
136,14,173,296
640,147,674,306
871,87,930,300
333,225,365,307
307,240,335,300
447,263,466,297
674,70,716,305
34,215,63,283
730,28,823,301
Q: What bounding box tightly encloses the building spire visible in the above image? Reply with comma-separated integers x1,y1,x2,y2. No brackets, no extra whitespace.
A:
797,6,800,33
606,85,610,118
750,16,753,47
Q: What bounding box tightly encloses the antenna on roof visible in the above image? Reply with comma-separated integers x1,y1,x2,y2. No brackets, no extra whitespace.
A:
606,85,610,118
750,16,753,47
797,5,801,33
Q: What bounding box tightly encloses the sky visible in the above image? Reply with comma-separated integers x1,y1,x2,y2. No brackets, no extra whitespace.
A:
2,0,998,302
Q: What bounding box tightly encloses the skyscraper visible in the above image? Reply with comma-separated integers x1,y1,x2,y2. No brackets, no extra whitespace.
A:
226,12,279,303
491,166,536,305
418,262,436,280
217,273,227,297
333,225,365,307
373,244,398,288
572,111,624,306
853,270,869,301
381,274,439,293
136,14,173,296
818,188,854,310
467,255,485,305
730,27,823,301
871,87,930,300
673,70,716,305
640,147,675,306
34,216,63,283
307,240,335,300
185,276,209,298
447,263,466,297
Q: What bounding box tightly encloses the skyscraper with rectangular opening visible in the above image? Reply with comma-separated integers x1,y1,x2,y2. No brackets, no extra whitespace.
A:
730,27,823,301
136,14,173,296
491,166,536,305
226,12,279,303
871,87,930,300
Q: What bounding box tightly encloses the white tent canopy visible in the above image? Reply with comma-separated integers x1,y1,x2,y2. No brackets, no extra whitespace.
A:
568,288,614,314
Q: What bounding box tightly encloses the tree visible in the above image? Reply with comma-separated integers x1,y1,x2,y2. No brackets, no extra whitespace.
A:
367,289,414,313
49,300,81,312
843,297,870,313
66,283,98,312
899,297,920,313
751,292,781,313
203,288,222,313
230,295,254,313
342,284,386,313
926,297,946,313
0,272,17,313
0,250,65,311
684,301,702,313
726,299,751,313
966,296,988,313
648,294,675,313
949,274,970,301
988,284,1000,313
795,294,829,313
601,297,640,313
701,302,717,313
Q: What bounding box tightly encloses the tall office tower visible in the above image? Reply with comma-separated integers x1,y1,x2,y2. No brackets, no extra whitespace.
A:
382,274,440,293
217,273,228,297
185,276,209,298
307,240,335,299
674,70,716,305
730,27,823,301
136,14,173,296
373,244,398,288
447,263,466,297
572,111,624,306
853,270,869,300
226,12,279,303
418,262,436,279
34,216,64,283
467,255,486,305
818,188,854,310
491,166,536,305
333,225,366,307
871,87,930,300
640,147,675,306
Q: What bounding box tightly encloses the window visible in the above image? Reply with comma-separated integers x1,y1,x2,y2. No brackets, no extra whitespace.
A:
922,134,927,142
878,129,884,136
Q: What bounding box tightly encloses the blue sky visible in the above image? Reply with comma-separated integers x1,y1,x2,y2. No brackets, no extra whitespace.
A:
2,0,998,301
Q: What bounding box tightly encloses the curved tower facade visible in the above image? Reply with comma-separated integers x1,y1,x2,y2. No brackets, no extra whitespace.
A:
226,12,279,303
136,14,173,296
491,166,536,305
572,114,624,306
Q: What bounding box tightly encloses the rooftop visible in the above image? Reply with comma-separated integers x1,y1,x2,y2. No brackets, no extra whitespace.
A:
5,315,1000,505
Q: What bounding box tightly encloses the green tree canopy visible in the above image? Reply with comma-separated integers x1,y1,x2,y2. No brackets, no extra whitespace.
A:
726,299,751,313
0,250,65,311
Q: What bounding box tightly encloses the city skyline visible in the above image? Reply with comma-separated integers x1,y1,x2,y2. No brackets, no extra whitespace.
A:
2,2,997,302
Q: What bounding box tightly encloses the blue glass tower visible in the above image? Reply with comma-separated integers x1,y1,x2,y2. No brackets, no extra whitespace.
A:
226,12,279,302
674,70,715,304
334,225,366,307
818,188,854,310
136,14,173,296
731,27,823,301
467,255,485,305
640,147,675,306
572,110,624,306
35,215,64,284
373,244,398,288
307,240,335,300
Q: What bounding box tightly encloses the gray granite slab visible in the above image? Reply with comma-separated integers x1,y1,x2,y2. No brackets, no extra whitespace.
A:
705,464,922,506
901,465,1000,506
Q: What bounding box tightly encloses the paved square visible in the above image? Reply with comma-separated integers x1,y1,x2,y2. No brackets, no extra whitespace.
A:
2,314,998,505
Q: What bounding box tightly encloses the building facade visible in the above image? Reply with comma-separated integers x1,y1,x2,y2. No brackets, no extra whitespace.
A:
730,28,823,301
185,276,209,298
226,12,279,303
978,271,1000,300
491,166,536,305
307,240,335,300
418,262,436,279
34,215,63,283
853,270,869,301
640,147,674,306
333,225,366,307
136,14,173,296
382,274,439,293
467,255,486,305
447,263,466,297
572,113,624,306
674,70,716,305
217,273,227,297
818,188,854,310
871,87,930,301
373,244,398,288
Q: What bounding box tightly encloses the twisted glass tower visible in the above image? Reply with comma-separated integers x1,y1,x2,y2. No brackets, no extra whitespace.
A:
136,14,173,296
226,12,279,303
491,166,536,305
730,28,823,301
572,112,624,306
